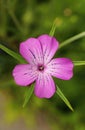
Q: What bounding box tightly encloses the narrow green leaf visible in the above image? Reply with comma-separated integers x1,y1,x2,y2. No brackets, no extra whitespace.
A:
0,44,26,63
23,85,34,108
56,86,74,111
73,61,85,66
59,31,85,49
49,18,57,36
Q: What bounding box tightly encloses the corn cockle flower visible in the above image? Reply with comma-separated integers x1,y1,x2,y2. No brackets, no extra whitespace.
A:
12,34,74,98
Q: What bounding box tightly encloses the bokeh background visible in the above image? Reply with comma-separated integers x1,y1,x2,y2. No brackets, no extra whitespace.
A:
0,0,85,130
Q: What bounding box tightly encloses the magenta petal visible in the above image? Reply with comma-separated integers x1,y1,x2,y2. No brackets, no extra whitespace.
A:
47,58,74,80
12,64,38,86
34,73,56,98
20,38,43,65
38,34,59,64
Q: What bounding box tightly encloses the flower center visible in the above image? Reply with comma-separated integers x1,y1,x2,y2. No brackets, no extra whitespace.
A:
38,65,44,71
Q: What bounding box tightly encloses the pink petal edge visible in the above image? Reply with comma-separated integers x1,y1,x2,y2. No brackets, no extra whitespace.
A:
38,34,59,64
20,38,43,65
12,64,38,86
47,58,74,80
34,73,56,98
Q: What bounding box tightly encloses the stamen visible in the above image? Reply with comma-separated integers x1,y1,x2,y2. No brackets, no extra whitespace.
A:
38,65,44,71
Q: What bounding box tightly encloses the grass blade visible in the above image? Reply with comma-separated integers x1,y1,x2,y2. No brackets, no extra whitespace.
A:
56,85,74,111
23,85,34,108
0,44,26,63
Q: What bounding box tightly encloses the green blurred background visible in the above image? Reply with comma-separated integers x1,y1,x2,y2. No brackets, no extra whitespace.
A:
0,0,85,130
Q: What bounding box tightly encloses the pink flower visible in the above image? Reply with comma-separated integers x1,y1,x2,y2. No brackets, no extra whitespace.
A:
12,34,74,98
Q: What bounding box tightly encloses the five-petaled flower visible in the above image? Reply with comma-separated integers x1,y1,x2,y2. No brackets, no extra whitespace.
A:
12,34,74,98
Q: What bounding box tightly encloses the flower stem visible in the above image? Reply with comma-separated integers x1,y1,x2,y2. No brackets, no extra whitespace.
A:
5,0,23,33
59,32,85,49
73,61,85,66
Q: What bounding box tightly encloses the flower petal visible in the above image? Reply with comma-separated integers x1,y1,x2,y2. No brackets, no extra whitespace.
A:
47,58,74,80
38,34,59,64
34,73,56,98
20,38,43,65
12,64,38,86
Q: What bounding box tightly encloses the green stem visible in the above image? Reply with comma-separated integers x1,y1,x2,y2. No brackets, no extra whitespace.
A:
59,32,85,49
8,9,23,32
73,61,85,66
5,0,23,33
